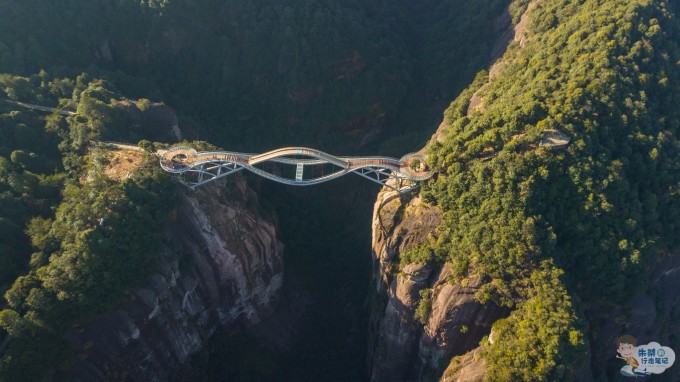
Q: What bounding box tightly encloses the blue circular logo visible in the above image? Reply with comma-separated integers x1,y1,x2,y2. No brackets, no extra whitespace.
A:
658,349,666,357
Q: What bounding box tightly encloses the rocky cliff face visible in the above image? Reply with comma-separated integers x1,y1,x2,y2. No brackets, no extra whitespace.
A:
368,4,524,381
63,175,284,381
116,99,186,142
368,192,506,381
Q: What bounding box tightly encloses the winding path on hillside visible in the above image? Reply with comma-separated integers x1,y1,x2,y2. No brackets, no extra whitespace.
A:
2,99,75,116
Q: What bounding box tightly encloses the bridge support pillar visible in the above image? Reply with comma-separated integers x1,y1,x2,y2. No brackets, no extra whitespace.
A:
295,163,304,181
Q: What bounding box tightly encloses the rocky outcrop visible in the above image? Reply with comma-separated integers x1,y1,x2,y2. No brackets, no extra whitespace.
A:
117,99,184,142
64,174,284,381
369,192,506,381
418,272,507,372
439,347,487,382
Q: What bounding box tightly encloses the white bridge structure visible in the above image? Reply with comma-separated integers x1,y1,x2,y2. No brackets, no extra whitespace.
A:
160,146,433,192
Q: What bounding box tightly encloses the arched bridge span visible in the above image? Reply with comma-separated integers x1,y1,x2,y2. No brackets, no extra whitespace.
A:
160,146,433,192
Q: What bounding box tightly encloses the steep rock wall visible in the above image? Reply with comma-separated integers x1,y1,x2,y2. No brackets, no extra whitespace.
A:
368,192,506,381
368,3,525,381
63,175,283,381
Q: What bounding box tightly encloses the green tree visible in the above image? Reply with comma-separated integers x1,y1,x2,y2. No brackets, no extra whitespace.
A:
484,263,587,381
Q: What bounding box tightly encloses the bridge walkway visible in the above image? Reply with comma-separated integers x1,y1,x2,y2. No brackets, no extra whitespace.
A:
157,145,433,191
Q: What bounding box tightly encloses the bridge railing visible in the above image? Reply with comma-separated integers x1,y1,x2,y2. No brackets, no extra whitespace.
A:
249,147,349,168
161,145,433,188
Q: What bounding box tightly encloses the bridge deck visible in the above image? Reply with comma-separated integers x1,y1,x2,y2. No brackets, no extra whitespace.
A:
159,145,433,191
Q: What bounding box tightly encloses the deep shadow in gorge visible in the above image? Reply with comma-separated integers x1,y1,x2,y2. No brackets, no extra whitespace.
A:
180,1,510,374
193,176,378,381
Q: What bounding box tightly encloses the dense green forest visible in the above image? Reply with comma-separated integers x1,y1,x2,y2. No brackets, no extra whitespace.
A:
0,0,508,380
0,0,506,153
416,0,680,378
0,72,178,380
2,0,678,380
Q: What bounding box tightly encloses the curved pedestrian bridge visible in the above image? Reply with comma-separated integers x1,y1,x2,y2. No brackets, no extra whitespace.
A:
160,146,433,192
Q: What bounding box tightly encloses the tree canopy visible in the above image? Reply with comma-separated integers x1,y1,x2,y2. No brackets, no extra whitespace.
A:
418,0,680,377
0,71,178,381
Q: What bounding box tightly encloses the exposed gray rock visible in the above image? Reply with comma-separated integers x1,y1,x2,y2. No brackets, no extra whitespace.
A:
96,39,113,61
64,175,283,381
116,99,183,142
419,271,507,373
539,130,571,148
439,346,487,382
369,193,506,382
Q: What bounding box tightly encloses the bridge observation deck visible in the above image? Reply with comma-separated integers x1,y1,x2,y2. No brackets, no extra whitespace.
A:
160,146,433,192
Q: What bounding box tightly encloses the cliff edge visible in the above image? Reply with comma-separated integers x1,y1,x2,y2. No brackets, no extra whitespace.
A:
63,174,283,381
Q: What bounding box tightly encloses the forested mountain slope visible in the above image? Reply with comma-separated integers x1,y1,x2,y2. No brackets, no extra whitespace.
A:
378,0,680,379
0,0,506,152
4,0,678,380
0,0,510,380
0,73,183,380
